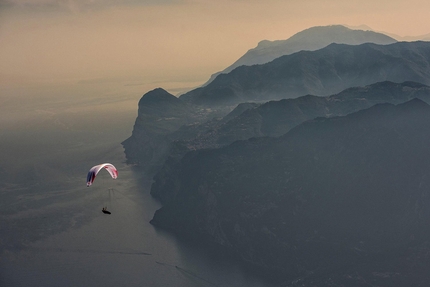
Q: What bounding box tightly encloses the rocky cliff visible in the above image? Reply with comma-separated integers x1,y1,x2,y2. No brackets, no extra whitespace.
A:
124,81,430,176
150,99,430,283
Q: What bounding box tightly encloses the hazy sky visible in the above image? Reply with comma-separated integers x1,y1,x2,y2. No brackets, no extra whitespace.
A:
1,0,430,98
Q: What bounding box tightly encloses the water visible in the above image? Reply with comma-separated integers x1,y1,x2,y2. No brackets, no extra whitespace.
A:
0,91,275,287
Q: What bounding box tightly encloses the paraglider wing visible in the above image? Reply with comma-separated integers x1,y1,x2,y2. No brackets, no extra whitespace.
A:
86,163,118,187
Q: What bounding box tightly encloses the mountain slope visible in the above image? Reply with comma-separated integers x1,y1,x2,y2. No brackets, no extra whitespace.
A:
124,81,430,175
181,41,430,106
122,88,208,171
204,25,396,85
151,81,430,182
150,99,430,283
122,86,237,171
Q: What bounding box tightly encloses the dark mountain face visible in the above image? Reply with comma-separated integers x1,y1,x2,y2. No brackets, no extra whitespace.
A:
123,27,430,286
150,81,430,182
123,81,430,175
204,25,396,85
122,88,215,171
242,81,430,138
150,99,430,283
122,86,240,172
136,87,186,116
181,41,430,106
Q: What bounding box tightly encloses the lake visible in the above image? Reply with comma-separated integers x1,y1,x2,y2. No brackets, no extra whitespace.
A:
0,88,275,287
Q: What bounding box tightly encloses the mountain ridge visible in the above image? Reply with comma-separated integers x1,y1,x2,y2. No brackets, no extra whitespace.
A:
203,25,397,86
124,81,430,176
150,99,430,284
123,25,430,286
181,41,430,106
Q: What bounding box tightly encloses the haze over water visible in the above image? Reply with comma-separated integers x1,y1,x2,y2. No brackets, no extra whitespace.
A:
0,91,275,287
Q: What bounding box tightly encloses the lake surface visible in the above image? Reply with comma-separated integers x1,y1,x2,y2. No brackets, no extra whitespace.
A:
0,91,275,287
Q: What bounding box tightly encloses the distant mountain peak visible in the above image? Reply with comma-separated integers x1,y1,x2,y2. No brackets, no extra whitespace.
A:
342,24,374,31
138,88,179,106
183,42,430,106
203,24,397,86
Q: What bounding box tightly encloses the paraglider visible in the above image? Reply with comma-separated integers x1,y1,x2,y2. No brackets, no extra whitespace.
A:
86,163,118,214
102,207,111,214
86,163,118,187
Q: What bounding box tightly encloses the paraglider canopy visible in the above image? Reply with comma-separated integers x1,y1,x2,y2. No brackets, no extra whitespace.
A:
86,163,118,187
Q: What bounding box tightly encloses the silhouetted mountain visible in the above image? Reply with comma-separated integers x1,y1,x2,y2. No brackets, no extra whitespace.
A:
181,41,430,106
122,88,199,171
124,81,430,175
204,25,396,85
147,81,430,186
343,25,430,42
122,87,232,172
124,41,430,174
137,87,188,116
150,99,430,284
384,32,430,42
237,81,430,138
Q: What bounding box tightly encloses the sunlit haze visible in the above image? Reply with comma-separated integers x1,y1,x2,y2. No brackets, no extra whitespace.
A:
1,0,430,101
